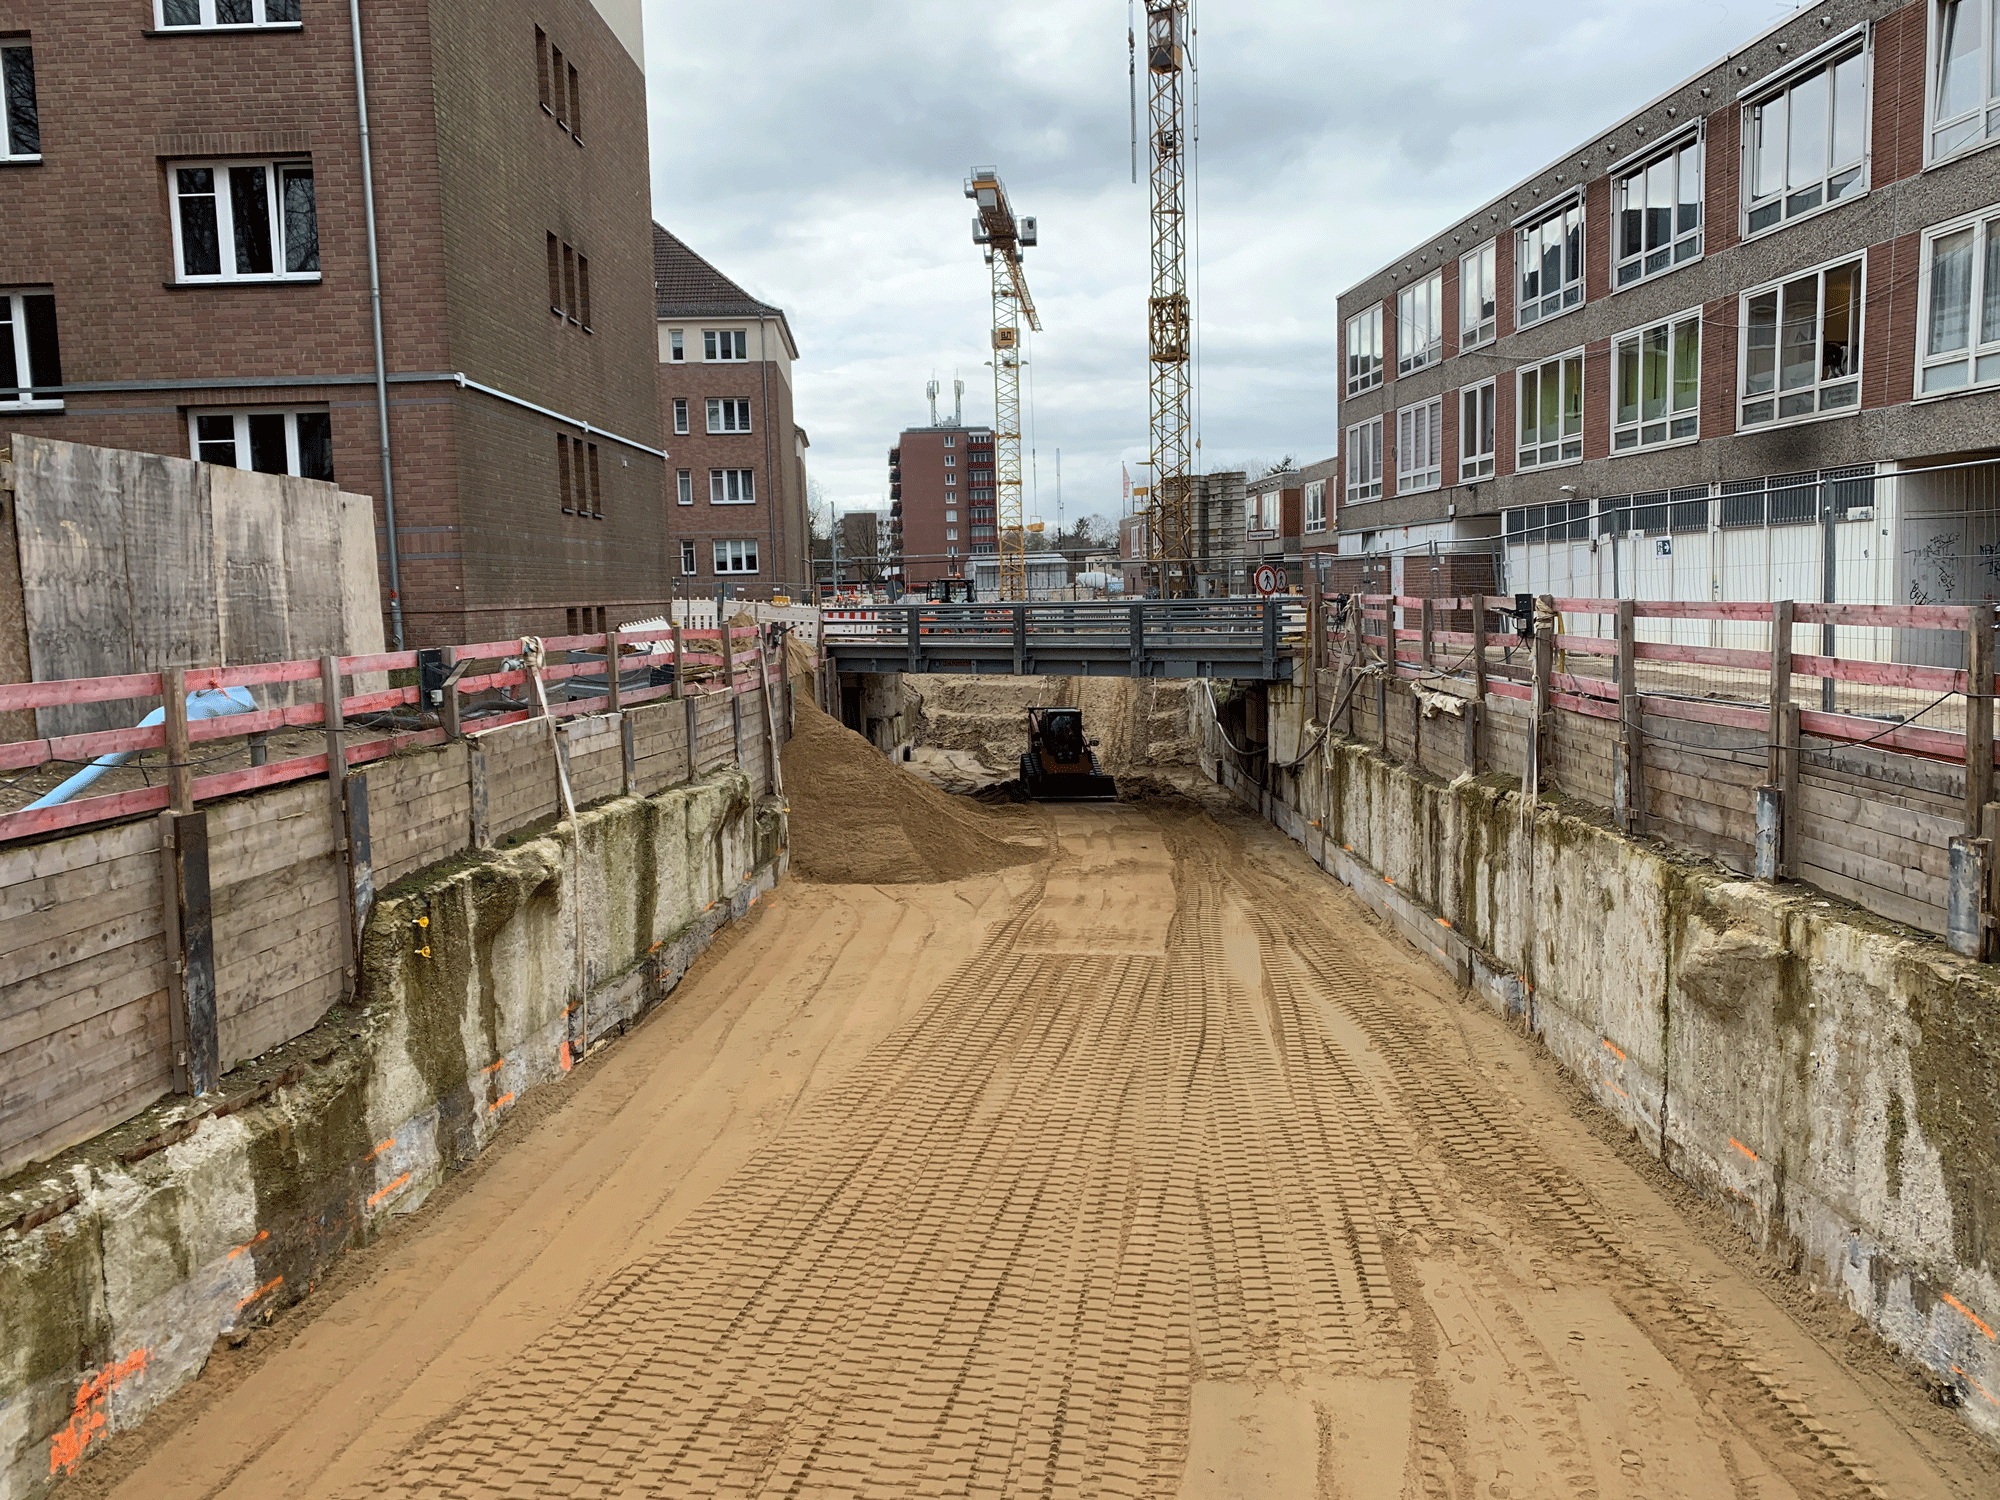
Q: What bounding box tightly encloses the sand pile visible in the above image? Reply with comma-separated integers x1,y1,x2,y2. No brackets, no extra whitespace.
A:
782,694,1048,884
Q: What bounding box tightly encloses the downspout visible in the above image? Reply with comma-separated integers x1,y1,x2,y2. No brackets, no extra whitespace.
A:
350,0,405,650
759,312,775,598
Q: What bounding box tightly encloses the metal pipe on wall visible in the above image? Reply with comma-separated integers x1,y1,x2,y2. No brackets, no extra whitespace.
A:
350,0,405,650
758,312,776,598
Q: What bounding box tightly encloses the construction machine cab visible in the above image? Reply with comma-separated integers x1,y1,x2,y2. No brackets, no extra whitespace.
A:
1021,707,1118,802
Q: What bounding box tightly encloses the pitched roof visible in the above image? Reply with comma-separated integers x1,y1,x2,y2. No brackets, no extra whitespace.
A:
653,223,782,318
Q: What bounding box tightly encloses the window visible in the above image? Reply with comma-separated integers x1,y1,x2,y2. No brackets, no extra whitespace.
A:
550,43,566,121
1460,242,1496,347
970,488,993,501
1344,416,1383,504
707,398,751,434
1506,501,1592,543
945,508,959,523
1398,271,1442,374
710,468,755,504
714,540,759,574
1741,257,1862,426
1396,397,1443,493
2,44,38,161
944,435,955,447
566,62,582,139
1613,314,1700,451
0,290,62,409
944,455,956,466
669,329,684,361
1345,306,1383,394
1919,206,2000,393
547,234,562,313
705,330,747,361
171,161,318,282
188,408,332,480
1745,43,1867,235
1516,199,1584,327
557,434,573,512
536,28,551,112
676,469,693,504
563,244,577,321
971,525,995,540
577,255,591,329
1517,350,1584,468
945,527,959,541
672,398,689,435
156,0,301,28
1615,137,1701,286
584,442,601,517
1932,1,2000,160
1303,479,1327,534
680,540,698,575
1459,380,1496,481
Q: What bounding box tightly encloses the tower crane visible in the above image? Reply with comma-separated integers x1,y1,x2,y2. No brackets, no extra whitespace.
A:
966,167,1040,601
1143,3,1195,598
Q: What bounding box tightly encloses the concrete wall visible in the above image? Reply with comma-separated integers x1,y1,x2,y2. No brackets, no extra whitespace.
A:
1208,684,2000,1446
0,769,783,1500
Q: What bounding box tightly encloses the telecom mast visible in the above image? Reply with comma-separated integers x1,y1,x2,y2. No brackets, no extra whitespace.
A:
966,167,1041,601
1144,4,1194,597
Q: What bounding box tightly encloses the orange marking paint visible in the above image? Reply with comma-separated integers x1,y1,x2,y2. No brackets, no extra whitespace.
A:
364,1137,396,1161
1384,877,1395,886
1953,1365,2000,1405
1435,917,1451,928
487,1092,515,1115
480,1058,505,1076
227,1230,268,1260
558,1040,573,1072
1605,1082,1629,1099
1602,1039,1627,1061
1729,1138,1760,1163
1942,1293,1997,1340
235,1276,283,1311
48,1349,150,1476
367,1172,412,1208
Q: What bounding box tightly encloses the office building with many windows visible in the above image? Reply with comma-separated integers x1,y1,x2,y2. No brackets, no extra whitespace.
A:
1328,0,2000,636
0,0,669,646
891,420,995,589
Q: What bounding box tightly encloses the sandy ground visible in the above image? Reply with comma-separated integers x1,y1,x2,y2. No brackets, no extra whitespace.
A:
60,790,2000,1499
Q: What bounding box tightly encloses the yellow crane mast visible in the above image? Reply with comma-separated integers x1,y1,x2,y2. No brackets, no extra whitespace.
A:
1144,3,1195,598
966,167,1041,601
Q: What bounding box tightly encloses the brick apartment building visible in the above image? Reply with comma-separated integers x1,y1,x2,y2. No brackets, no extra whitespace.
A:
892,421,994,589
654,225,810,603
1330,0,2000,625
0,0,669,649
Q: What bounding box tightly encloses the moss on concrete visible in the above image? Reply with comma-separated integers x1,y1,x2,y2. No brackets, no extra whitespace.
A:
1901,957,2000,1277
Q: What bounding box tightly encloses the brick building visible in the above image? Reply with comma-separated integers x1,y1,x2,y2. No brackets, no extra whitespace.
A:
1330,0,2000,623
0,0,669,649
892,421,994,589
653,225,809,603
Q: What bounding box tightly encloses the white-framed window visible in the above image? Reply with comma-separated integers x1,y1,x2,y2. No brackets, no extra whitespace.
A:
710,468,755,504
1919,205,2000,393
0,290,63,410
1345,305,1382,394
943,435,955,447
944,527,959,541
189,408,333,480
1459,379,1496,481
1396,397,1443,494
1460,241,1496,347
1397,270,1442,374
156,0,301,28
1344,416,1383,504
1741,255,1863,426
1303,479,1327,534
676,468,693,504
1613,314,1701,451
704,329,747,361
1930,1,2000,162
971,525,995,540
672,398,689,435
1517,349,1585,468
944,454,956,466
2,44,39,162
170,160,318,282
970,488,993,501
713,539,758,574
1615,135,1702,287
1745,41,1868,236
945,508,959,523
679,540,697,575
1516,198,1584,328
707,398,751,434
668,329,684,361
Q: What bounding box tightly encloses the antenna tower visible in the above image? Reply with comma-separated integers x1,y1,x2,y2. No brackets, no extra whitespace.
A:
1144,3,1194,597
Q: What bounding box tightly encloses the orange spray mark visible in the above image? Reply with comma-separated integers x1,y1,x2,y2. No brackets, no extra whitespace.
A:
1729,1138,1760,1163
1953,1365,2000,1405
235,1276,283,1311
1601,1039,1627,1061
367,1172,412,1208
487,1092,515,1115
48,1348,150,1476
1605,1081,1629,1099
364,1137,396,1161
227,1230,268,1260
1942,1293,1997,1340
558,1040,573,1072
480,1057,505,1076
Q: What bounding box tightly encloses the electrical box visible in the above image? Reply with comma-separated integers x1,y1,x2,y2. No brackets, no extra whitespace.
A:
417,648,447,710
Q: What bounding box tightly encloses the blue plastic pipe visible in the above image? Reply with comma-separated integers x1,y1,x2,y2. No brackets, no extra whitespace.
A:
27,687,259,809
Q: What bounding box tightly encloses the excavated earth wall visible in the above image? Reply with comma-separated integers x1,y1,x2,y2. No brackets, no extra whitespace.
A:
0,773,782,1500
912,674,1200,774
1211,682,2000,1445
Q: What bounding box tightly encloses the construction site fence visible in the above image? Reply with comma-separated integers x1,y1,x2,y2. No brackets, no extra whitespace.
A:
0,624,795,1181
1302,591,2000,951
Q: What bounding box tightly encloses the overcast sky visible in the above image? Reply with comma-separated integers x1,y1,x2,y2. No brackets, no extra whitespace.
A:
643,1,1804,523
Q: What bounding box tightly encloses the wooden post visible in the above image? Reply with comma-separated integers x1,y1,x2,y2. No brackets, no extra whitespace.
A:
1779,703,1801,877
605,627,622,713
1470,593,1488,704
441,658,469,740
321,655,357,993
685,691,701,781
1420,597,1436,671
721,613,736,693
346,771,375,966
670,618,686,699
1527,598,1553,798
757,635,784,798
163,667,193,814
159,809,217,1094
1347,597,1364,737
1967,602,1995,834
1769,601,1794,785
469,740,491,847
1616,599,1641,834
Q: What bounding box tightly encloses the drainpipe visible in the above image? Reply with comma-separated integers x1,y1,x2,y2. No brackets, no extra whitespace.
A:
350,0,405,650
759,312,775,598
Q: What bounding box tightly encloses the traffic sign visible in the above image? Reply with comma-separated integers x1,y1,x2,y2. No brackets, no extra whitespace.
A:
1253,563,1280,596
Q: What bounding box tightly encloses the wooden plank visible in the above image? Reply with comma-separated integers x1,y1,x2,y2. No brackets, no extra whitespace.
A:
1794,839,1948,907
1632,641,1772,672
1643,696,1767,731
1788,654,1963,693
0,670,162,714
0,938,168,1053
1798,710,1966,762
1794,602,1969,630
0,886,164,992
1794,861,1945,934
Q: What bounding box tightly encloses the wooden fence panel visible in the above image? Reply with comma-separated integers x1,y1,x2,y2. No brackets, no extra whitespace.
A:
629,700,692,796
366,744,474,889
693,693,737,777
477,718,562,843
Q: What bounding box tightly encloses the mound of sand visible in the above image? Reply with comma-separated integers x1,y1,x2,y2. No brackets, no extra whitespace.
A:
782,694,1049,884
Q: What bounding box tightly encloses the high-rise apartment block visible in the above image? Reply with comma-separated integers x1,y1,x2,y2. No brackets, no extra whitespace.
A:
654,226,810,602
892,422,994,588
0,0,669,646
1329,0,2000,618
